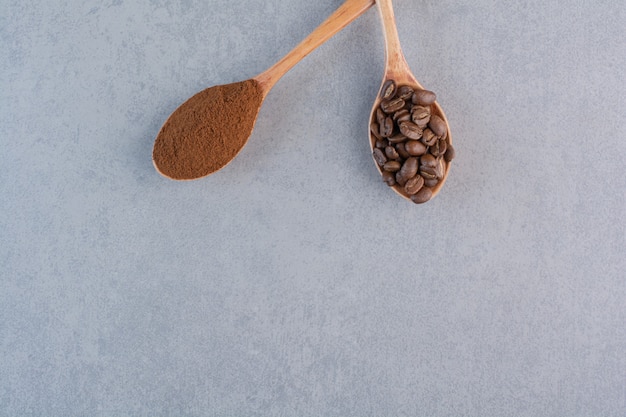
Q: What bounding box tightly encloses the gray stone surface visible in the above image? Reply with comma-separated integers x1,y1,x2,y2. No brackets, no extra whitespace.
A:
1,0,625,415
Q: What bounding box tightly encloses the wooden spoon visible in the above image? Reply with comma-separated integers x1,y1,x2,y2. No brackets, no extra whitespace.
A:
369,0,453,203
153,0,374,180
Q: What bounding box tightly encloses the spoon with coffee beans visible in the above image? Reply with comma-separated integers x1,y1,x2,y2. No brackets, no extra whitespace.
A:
153,0,374,180
369,0,454,204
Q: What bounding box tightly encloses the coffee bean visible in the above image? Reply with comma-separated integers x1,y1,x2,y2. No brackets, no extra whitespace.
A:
375,139,388,149
428,115,447,137
397,85,415,100
438,138,448,156
370,122,381,140
388,133,407,144
399,121,423,140
382,170,396,186
429,141,439,157
398,157,418,182
411,186,433,204
435,157,445,179
383,160,401,172
437,156,446,180
444,144,455,162
394,142,411,160
376,108,386,126
421,128,438,146
420,153,437,168
420,166,437,180
424,178,439,188
379,116,394,138
405,140,427,156
420,156,445,180
404,174,424,195
429,138,447,157
411,105,431,128
412,89,436,105
385,146,400,160
381,97,405,113
372,148,387,167
439,128,448,141
393,109,411,123
381,80,396,99
420,154,438,180
395,171,408,186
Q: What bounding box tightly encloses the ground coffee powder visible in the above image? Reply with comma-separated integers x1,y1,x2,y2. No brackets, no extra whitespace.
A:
153,79,264,180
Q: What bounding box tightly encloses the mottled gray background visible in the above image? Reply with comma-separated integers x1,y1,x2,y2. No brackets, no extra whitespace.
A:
1,0,625,416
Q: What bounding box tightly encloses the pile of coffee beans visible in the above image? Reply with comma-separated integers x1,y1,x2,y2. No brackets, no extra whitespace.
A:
370,80,454,204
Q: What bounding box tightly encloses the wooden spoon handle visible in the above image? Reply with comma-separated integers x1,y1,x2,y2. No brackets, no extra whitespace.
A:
376,0,412,81
255,0,375,92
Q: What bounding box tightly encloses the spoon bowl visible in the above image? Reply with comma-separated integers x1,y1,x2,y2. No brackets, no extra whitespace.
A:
153,0,375,180
369,0,453,203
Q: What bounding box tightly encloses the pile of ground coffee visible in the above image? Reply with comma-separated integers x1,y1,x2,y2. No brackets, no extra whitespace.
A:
153,79,264,180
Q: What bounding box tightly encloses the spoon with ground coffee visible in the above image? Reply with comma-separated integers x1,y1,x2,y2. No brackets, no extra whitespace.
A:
153,0,374,180
369,0,454,204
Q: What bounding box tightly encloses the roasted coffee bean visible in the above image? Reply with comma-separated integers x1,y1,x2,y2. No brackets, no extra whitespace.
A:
424,178,439,188
397,85,415,100
420,167,437,180
444,144,455,162
395,171,408,186
411,105,431,128
420,154,438,180
439,127,448,141
421,156,445,180
420,153,437,168
382,170,396,186
421,128,438,146
404,174,424,195
376,108,386,126
429,141,440,157
429,138,447,157
438,138,448,156
385,146,400,160
404,140,426,156
435,157,445,179
383,160,402,172
412,89,436,105
380,97,405,113
395,142,411,159
375,139,388,149
398,157,418,182
379,116,394,138
399,121,423,140
381,80,396,99
388,133,407,144
393,109,411,123
411,186,433,204
429,115,447,137
370,122,382,140
372,148,387,167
